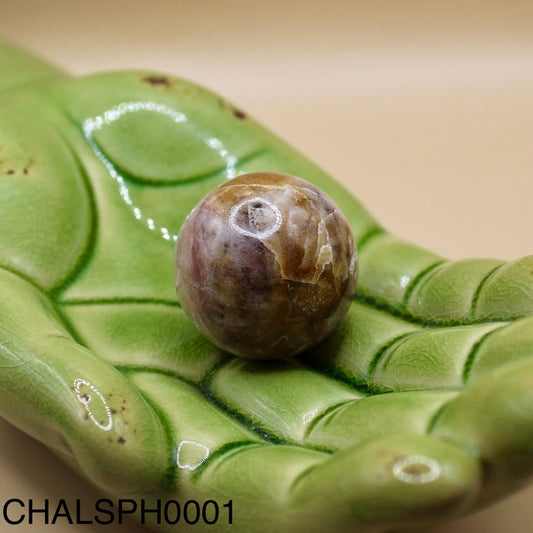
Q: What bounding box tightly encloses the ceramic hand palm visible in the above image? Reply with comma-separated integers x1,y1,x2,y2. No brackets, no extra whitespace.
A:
0,42,531,532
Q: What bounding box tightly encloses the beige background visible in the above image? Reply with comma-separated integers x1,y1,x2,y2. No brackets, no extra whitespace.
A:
0,1,532,531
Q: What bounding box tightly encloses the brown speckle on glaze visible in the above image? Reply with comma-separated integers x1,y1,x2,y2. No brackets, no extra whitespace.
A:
233,108,247,120
142,75,171,87
23,158,34,175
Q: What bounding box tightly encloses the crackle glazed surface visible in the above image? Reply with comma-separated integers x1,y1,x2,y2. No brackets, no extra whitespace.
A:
0,40,532,532
175,172,357,359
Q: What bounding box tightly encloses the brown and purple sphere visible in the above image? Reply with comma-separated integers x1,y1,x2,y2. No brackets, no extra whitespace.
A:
175,172,358,359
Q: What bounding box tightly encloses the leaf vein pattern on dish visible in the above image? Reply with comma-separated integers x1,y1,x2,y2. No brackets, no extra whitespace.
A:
82,101,240,243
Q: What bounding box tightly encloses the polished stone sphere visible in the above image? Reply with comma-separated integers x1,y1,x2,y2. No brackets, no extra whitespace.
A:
175,172,358,359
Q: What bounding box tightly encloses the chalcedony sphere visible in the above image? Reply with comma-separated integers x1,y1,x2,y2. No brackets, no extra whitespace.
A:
175,172,358,359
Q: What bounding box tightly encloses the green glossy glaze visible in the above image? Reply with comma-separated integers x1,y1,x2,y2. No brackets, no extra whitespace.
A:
0,41,531,532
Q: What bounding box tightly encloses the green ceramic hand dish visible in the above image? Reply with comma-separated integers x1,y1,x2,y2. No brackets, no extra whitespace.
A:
0,41,531,532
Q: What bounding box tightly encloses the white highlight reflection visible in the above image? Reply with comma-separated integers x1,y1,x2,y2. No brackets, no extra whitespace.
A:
176,440,210,471
229,196,282,239
73,378,113,432
302,410,318,425
400,275,411,288
82,101,239,242
392,454,441,484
